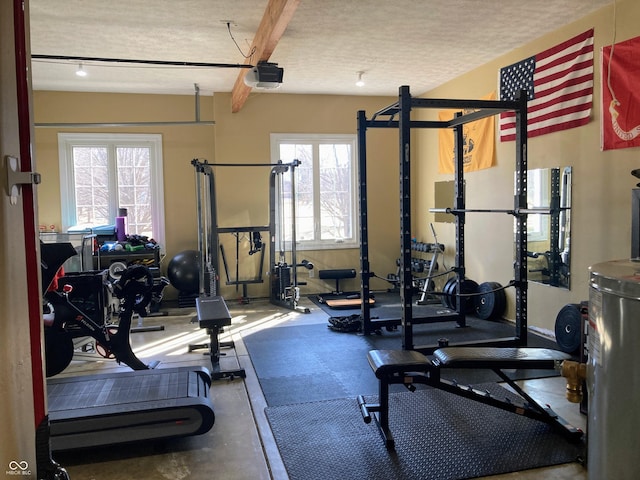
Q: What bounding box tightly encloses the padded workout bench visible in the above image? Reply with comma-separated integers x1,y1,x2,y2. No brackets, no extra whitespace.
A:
357,347,583,449
188,296,246,380
317,268,375,309
319,268,357,295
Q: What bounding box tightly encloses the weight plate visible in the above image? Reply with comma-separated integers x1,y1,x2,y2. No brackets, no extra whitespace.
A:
555,303,583,354
441,277,457,309
458,279,479,314
108,261,127,281
475,281,506,320
475,282,495,319
445,278,479,313
490,282,506,320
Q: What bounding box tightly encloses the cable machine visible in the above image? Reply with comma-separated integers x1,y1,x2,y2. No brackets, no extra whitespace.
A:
191,159,310,313
269,160,312,313
357,85,530,353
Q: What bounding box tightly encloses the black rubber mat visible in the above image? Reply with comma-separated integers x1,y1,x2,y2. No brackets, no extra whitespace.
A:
242,322,561,407
265,384,584,480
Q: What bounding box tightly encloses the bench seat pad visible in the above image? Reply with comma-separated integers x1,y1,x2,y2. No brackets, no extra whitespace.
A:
196,296,231,329
433,347,570,369
367,349,430,378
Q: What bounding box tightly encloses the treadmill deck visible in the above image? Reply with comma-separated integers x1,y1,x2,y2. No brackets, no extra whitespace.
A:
48,366,215,451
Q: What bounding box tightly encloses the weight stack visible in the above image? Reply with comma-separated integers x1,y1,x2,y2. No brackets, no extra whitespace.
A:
178,291,198,308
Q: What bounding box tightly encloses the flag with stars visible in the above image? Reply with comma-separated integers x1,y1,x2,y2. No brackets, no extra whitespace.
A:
499,29,594,142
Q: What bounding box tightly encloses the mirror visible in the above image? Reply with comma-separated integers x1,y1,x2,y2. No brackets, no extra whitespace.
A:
526,167,572,289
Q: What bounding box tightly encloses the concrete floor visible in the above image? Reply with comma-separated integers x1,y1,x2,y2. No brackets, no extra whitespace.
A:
50,297,587,480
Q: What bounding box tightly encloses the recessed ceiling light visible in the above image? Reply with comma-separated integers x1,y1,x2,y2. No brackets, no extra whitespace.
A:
76,63,87,77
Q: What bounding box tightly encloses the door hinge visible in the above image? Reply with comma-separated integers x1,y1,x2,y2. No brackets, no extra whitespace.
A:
5,155,41,204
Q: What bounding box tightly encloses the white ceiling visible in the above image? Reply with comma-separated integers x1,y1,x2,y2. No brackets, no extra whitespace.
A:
29,0,611,97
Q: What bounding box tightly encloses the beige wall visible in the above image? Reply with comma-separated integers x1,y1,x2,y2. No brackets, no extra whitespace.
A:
415,0,639,332
211,93,400,298
34,91,399,299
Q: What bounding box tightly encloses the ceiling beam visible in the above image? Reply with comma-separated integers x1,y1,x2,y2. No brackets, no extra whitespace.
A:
230,0,300,113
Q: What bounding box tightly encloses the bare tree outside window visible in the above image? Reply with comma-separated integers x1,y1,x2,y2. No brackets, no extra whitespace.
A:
274,134,358,250
117,147,153,238
59,133,165,247
73,146,110,226
319,144,352,240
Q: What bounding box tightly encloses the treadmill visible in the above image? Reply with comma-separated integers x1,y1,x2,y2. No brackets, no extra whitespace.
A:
47,366,214,451
41,242,215,451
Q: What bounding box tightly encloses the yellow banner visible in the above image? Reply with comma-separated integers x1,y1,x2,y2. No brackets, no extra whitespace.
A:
438,91,496,174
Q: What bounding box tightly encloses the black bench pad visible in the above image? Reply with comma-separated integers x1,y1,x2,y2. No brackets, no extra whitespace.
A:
196,296,231,329
318,269,356,280
433,347,570,369
367,350,431,378
367,347,570,379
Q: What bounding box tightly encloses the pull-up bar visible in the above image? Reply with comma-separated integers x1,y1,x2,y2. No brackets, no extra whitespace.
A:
191,159,300,168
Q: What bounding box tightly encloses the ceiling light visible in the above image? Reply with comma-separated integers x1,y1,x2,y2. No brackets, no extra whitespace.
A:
355,71,365,87
75,63,87,77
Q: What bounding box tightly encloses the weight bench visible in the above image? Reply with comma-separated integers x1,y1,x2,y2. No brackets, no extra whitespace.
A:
357,347,583,450
188,296,246,381
319,268,357,295
317,268,375,309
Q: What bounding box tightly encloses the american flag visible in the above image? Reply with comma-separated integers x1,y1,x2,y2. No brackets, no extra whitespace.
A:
499,29,594,142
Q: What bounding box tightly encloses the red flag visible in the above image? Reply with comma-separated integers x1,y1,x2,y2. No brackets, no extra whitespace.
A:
499,29,594,142
601,35,640,151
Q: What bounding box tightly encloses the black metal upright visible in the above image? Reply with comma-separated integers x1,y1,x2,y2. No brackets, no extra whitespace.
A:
453,113,466,328
357,110,373,334
513,92,529,344
398,86,415,350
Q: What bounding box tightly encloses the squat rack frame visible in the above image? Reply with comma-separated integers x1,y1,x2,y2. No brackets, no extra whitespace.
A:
357,85,529,352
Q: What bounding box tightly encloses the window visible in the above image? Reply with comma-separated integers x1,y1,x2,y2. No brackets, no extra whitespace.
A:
525,168,550,242
58,133,165,247
271,133,358,250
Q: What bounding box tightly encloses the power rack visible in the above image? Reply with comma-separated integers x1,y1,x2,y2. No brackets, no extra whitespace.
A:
357,85,530,353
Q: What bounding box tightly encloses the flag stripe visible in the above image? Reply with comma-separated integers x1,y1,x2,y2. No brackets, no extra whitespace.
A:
499,96,593,137
500,79,593,125
499,28,594,141
536,34,594,69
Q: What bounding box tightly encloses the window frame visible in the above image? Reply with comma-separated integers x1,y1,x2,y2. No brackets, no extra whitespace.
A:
57,132,165,248
270,133,359,251
526,168,550,243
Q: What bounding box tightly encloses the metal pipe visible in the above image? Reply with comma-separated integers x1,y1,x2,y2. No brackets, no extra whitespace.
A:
195,83,201,122
561,360,586,403
429,207,553,215
35,121,215,128
31,53,253,69
195,165,205,296
289,160,298,290
35,83,214,128
204,161,298,168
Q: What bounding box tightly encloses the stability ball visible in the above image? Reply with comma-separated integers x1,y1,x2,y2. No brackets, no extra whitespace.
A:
167,250,200,293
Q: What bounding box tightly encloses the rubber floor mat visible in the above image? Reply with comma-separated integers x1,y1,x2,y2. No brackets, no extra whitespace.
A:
265,384,584,480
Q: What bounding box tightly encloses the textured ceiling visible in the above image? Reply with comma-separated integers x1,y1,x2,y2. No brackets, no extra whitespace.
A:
29,0,611,97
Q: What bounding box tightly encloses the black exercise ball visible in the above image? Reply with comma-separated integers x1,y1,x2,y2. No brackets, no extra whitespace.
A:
167,250,200,293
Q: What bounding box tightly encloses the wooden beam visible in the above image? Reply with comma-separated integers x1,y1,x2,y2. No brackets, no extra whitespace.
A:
230,0,300,113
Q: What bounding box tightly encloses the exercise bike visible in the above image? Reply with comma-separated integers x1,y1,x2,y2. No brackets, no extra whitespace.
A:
42,242,156,377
